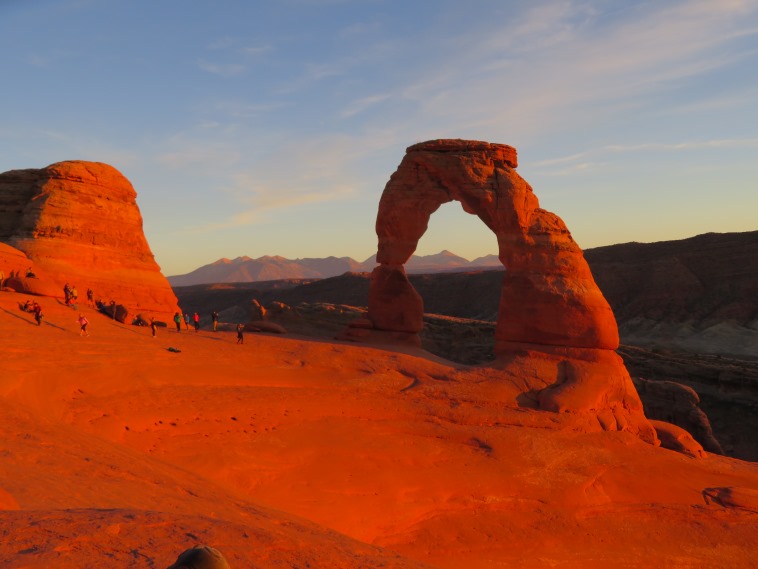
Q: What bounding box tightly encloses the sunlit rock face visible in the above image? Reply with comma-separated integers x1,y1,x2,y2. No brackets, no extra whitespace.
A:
364,139,656,444
0,161,178,316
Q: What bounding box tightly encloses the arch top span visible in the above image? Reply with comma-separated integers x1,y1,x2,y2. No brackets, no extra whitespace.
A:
406,139,518,169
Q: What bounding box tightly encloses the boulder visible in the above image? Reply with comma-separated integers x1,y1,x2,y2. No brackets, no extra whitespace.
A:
633,377,723,454
4,276,60,298
250,298,266,321
0,161,179,318
651,419,707,459
248,320,287,334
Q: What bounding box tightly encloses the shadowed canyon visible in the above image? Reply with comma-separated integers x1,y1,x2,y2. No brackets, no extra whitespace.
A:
1,142,757,568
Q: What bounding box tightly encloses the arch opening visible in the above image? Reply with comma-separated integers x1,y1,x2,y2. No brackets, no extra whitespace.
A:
408,201,503,364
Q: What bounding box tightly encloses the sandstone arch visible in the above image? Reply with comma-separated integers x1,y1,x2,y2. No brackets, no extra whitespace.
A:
367,139,618,352
355,139,656,443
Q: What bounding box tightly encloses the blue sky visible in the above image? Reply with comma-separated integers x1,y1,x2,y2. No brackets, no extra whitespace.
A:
2,0,757,276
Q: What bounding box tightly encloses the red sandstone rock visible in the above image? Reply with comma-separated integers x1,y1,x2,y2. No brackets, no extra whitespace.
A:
365,139,653,443
651,419,707,459
633,377,724,454
703,486,758,513
0,161,179,317
367,265,424,333
372,139,618,350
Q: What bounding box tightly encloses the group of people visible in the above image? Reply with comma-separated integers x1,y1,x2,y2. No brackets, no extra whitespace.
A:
172,311,201,332
20,299,44,325
64,283,96,309
169,310,246,344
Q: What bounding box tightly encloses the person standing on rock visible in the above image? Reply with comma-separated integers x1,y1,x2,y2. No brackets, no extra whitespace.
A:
184,312,190,330
77,313,89,336
236,323,244,344
173,312,182,332
150,317,157,338
211,310,219,332
193,312,200,332
33,302,43,326
86,288,94,308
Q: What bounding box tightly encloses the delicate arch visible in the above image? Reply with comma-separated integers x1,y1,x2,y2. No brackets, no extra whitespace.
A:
367,139,619,354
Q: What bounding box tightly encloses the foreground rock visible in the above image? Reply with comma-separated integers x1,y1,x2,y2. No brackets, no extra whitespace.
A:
1,291,757,568
0,161,178,317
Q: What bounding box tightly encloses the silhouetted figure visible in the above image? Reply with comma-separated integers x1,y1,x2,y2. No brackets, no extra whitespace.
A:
150,317,157,338
167,545,230,569
86,288,94,307
236,323,244,344
33,302,43,326
211,310,219,332
193,312,200,332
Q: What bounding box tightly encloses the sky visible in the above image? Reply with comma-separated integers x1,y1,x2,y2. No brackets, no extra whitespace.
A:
1,0,757,276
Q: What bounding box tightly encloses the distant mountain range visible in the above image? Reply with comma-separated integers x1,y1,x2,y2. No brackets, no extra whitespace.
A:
167,250,501,286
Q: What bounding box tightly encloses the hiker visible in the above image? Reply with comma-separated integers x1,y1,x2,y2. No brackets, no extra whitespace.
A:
167,545,230,569
63,283,71,304
236,323,244,344
150,317,157,338
211,310,219,332
33,302,43,326
183,312,190,330
77,313,89,336
173,312,182,332
86,288,94,307
193,312,200,332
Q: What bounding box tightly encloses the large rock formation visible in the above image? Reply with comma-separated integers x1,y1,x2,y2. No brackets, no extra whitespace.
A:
354,139,656,443
0,161,178,317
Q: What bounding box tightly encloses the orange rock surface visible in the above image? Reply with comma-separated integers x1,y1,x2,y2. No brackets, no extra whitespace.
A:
1,292,757,568
0,161,178,317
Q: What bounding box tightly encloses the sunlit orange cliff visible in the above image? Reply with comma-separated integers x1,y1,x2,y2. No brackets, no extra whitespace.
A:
1,144,756,568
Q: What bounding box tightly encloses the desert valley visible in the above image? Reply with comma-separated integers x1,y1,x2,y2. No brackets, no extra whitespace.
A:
1,141,757,568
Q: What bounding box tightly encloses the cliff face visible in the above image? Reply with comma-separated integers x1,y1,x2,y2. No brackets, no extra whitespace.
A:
0,161,178,317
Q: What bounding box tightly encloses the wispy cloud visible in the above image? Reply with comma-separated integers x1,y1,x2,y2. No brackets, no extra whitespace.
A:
214,100,288,119
199,36,273,76
197,59,247,77
604,138,758,153
530,137,758,176
340,93,391,119
386,0,758,143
